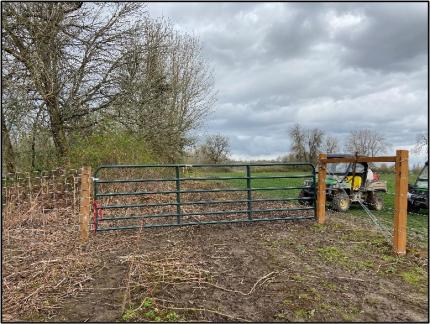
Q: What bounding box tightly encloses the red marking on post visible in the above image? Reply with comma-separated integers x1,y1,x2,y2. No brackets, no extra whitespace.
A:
98,204,103,220
93,201,99,233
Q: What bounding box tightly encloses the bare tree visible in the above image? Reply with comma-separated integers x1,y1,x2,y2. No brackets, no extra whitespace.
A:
2,3,216,168
199,134,230,164
345,129,390,156
289,124,306,161
323,135,340,154
413,133,428,155
307,128,324,163
289,124,324,164
112,19,215,162
2,2,145,159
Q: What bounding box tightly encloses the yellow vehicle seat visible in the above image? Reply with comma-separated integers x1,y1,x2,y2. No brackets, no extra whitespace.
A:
345,176,362,190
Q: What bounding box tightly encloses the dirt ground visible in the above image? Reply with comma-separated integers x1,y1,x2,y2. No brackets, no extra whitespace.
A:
3,202,428,322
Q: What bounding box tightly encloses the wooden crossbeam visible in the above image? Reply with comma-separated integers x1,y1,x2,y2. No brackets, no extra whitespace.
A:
320,156,397,164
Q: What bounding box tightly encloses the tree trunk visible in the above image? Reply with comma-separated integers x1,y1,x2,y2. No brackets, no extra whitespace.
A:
31,129,36,171
1,117,16,173
45,96,68,158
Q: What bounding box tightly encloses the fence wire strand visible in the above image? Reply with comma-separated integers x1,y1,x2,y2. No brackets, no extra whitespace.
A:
356,199,393,244
325,165,395,243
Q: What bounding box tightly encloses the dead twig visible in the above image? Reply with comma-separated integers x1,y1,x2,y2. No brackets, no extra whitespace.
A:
375,262,397,274
29,258,63,267
53,277,68,289
204,271,279,296
305,274,365,282
23,285,45,301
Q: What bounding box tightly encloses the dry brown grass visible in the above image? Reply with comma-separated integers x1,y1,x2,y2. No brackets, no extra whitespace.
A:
2,169,87,320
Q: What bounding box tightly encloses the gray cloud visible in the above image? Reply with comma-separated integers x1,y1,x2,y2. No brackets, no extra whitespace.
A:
147,3,428,164
331,4,427,71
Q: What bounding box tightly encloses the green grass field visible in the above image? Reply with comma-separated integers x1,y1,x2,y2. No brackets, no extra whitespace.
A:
188,169,428,241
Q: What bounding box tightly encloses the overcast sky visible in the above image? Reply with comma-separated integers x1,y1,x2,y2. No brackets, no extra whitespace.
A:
147,2,428,164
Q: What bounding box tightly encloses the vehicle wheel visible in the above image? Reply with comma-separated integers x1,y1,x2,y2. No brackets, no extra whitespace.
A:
407,202,420,213
298,190,310,205
368,194,384,211
331,192,351,212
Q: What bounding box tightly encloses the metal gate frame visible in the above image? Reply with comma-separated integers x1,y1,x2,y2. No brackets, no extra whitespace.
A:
92,163,316,232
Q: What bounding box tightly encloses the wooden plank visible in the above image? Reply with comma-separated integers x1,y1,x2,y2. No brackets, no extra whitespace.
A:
317,153,327,224
320,156,397,164
393,150,408,255
79,166,91,244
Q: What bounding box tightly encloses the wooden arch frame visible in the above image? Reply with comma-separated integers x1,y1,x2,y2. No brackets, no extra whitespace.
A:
316,150,409,255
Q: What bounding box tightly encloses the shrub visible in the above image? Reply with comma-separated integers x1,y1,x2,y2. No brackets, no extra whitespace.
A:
68,131,154,169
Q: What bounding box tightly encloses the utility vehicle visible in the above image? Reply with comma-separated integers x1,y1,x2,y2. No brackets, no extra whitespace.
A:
408,161,428,212
299,154,387,212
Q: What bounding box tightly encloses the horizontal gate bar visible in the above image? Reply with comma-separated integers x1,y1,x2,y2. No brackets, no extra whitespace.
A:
98,207,315,221
101,197,314,209
95,174,313,184
96,176,245,183
96,215,315,231
95,186,309,197
95,162,315,171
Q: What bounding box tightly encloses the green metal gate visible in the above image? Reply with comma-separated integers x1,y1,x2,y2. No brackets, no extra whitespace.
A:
92,163,316,232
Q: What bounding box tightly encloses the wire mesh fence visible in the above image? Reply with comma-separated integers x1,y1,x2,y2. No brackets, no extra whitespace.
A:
2,168,82,219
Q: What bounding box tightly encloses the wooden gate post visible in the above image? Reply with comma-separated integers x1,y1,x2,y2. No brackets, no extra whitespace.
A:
317,153,327,224
393,150,408,255
79,166,92,244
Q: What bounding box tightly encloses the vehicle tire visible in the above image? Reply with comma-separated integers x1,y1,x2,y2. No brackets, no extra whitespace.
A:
368,194,384,211
331,192,351,212
407,202,420,213
298,190,310,205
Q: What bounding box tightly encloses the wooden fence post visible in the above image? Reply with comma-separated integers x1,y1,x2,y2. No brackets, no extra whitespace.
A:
317,153,327,224
393,150,408,255
79,166,92,244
